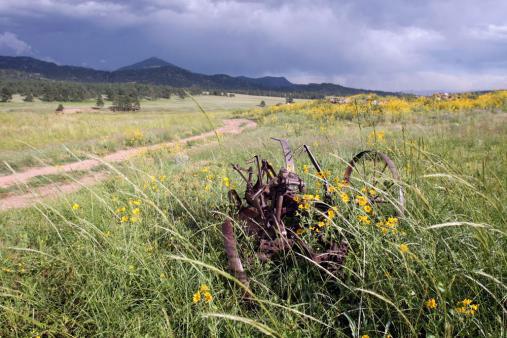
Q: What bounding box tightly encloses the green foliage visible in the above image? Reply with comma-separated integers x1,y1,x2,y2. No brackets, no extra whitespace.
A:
96,95,104,107
0,87,12,102
0,100,505,336
23,92,34,102
111,94,141,112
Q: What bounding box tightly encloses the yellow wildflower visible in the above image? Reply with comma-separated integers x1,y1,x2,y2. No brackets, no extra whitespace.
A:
203,291,213,303
199,284,210,292
121,215,129,223
130,199,142,206
426,298,437,310
361,335,370,338
296,228,305,235
303,165,309,173
327,209,335,219
387,217,398,226
355,195,368,206
316,170,329,179
131,216,140,223
298,203,310,210
116,206,126,213
334,178,349,189
363,205,372,213
357,215,371,225
222,177,230,188
369,189,377,197
159,175,166,182
192,291,201,303
455,299,479,316
399,244,410,254
72,203,80,210
317,221,325,228
327,185,337,193
340,192,350,203
132,208,141,216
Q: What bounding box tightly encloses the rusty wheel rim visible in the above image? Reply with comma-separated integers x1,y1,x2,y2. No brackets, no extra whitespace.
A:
343,150,404,217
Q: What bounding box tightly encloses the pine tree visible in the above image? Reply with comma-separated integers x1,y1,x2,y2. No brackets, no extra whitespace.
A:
96,94,104,107
0,87,12,102
24,92,34,102
259,100,266,107
56,104,64,112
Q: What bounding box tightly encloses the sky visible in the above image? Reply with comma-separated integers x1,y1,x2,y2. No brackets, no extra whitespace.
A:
0,0,506,92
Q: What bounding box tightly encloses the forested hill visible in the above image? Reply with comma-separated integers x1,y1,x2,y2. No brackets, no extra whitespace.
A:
0,56,395,97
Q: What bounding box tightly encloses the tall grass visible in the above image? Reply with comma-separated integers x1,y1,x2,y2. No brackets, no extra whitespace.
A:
0,108,505,336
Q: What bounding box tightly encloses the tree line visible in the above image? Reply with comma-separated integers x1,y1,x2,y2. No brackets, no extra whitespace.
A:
0,79,198,103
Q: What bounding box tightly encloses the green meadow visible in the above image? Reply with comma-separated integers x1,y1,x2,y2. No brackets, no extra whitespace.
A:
0,94,506,337
0,94,290,174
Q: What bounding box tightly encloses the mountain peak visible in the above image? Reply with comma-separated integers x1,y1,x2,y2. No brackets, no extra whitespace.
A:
117,57,175,71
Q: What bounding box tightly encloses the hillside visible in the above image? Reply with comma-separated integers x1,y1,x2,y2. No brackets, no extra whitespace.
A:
0,55,394,96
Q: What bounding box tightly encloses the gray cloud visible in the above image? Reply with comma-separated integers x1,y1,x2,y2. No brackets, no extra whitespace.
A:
0,0,506,91
0,32,32,55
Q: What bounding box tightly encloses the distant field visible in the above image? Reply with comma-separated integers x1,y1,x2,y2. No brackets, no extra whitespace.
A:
0,94,293,173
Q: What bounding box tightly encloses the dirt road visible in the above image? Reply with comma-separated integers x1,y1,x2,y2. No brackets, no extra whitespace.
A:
0,118,256,211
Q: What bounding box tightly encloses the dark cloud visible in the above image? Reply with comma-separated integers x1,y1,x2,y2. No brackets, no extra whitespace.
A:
0,0,506,91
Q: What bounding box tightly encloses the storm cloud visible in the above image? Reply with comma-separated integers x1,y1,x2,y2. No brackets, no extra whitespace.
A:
0,0,506,92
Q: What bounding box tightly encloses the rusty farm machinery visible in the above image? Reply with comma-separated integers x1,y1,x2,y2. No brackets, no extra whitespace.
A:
222,138,404,295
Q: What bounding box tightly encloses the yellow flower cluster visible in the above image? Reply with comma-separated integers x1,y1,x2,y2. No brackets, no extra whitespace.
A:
455,298,479,316
115,199,142,223
376,217,399,235
246,90,507,122
357,215,371,225
355,195,369,207
199,167,214,191
367,130,386,145
193,284,213,304
125,128,144,146
143,175,167,192
295,194,320,211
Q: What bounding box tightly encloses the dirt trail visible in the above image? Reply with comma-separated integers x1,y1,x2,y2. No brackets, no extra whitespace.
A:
0,118,256,211
0,119,256,189
0,172,107,210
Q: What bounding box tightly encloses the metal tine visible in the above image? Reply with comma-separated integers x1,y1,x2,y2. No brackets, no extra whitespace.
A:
231,164,249,183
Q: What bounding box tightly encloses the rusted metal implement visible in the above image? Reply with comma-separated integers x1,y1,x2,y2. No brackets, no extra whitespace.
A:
222,139,404,293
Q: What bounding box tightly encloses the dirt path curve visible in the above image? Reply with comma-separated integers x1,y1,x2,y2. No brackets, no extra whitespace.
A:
0,118,256,211
0,118,256,189
0,172,108,210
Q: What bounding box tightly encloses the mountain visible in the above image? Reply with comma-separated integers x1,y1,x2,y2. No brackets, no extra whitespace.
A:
0,55,394,96
116,57,176,71
0,56,109,82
